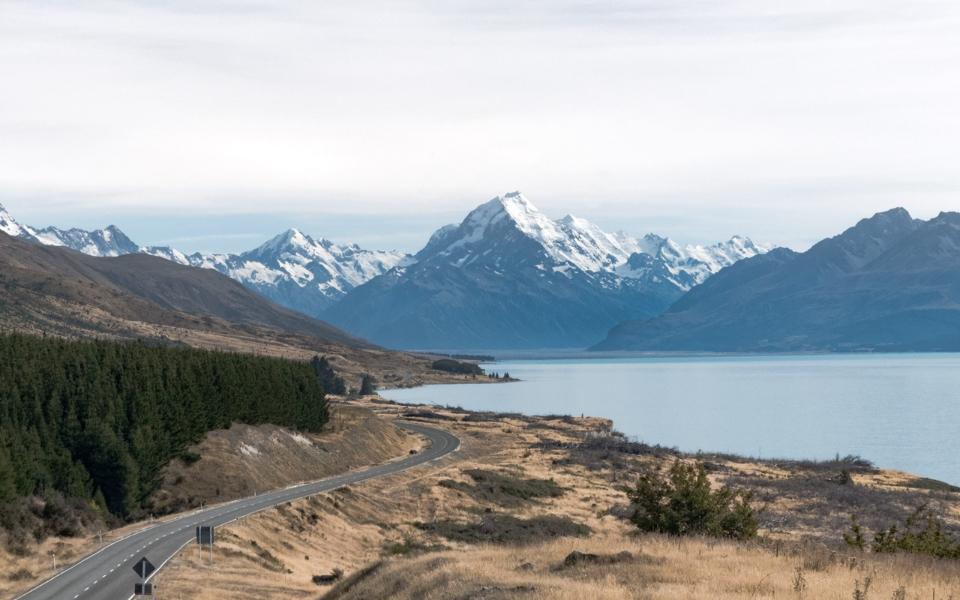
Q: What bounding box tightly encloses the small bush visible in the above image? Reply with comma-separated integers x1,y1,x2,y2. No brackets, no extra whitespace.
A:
313,568,343,585
7,568,33,582
843,515,866,550
845,505,960,559
624,460,757,540
383,538,441,556
179,451,202,466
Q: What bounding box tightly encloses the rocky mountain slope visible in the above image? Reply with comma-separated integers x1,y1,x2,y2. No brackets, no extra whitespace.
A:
0,203,407,314
0,229,367,347
325,192,766,349
594,208,960,352
3,197,766,350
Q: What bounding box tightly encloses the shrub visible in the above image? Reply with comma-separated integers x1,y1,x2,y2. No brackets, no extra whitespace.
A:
312,568,343,584
624,460,757,540
843,515,866,550
179,451,202,466
845,505,960,559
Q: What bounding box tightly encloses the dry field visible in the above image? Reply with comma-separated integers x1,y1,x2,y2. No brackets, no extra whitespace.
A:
325,534,960,600
149,399,960,600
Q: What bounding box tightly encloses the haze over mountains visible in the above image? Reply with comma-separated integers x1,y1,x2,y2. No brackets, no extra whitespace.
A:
595,208,960,352
1,195,767,350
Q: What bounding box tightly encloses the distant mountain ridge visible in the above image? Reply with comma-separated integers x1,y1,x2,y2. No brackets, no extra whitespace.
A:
594,208,960,352
0,203,409,314
0,228,368,348
324,192,767,349
2,196,767,349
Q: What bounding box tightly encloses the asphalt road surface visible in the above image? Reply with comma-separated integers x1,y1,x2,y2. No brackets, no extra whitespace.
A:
15,421,459,600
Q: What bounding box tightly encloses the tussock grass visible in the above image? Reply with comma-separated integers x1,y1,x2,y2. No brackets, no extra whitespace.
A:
323,533,960,600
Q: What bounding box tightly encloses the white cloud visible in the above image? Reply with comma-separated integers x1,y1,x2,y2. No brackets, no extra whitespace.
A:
1,0,959,248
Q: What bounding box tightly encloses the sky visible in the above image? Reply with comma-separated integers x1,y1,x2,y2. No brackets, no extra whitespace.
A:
1,0,959,254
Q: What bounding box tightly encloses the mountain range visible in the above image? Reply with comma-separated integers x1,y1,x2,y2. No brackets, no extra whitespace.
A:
324,193,767,349
2,195,767,349
2,203,408,315
594,208,960,352
0,226,476,389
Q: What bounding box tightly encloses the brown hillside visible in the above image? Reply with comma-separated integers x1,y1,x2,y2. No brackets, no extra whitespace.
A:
0,231,366,347
0,232,491,387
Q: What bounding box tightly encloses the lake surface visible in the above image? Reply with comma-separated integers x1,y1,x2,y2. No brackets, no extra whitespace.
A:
383,354,960,485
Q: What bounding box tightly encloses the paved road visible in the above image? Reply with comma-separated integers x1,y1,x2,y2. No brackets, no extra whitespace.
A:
14,422,459,600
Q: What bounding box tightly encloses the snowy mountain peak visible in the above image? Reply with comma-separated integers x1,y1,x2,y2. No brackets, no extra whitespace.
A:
430,193,770,290
255,228,313,255
30,224,140,257
0,203,37,240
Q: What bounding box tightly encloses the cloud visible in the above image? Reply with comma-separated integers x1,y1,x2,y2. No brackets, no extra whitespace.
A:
1,0,959,249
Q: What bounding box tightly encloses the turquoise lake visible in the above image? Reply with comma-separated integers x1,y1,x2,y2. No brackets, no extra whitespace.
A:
382,354,960,485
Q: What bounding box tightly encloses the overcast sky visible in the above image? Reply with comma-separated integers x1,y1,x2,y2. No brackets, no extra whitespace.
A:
2,0,959,253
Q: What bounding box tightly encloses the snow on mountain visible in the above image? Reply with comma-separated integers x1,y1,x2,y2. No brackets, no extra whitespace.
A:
324,192,770,350
425,192,768,289
0,203,37,240
142,231,411,314
31,224,141,257
223,228,411,305
0,203,408,317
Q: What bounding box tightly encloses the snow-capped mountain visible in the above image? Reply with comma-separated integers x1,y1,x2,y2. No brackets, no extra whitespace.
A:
154,229,411,315
0,202,409,315
595,207,960,352
32,225,141,257
3,194,767,349
324,192,768,349
0,203,38,240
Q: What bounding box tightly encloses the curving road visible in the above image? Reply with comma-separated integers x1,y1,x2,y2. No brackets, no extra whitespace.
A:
14,422,459,600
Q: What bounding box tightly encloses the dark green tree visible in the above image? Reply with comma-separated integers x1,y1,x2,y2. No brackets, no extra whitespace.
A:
311,355,347,395
359,373,377,396
0,333,329,520
0,446,16,503
624,460,757,540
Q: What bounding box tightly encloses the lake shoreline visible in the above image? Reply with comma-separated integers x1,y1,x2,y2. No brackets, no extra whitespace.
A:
383,353,960,486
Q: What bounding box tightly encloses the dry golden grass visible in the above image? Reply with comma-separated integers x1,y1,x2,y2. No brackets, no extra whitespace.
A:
325,533,960,600
151,403,422,512
153,399,960,600
9,397,959,600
